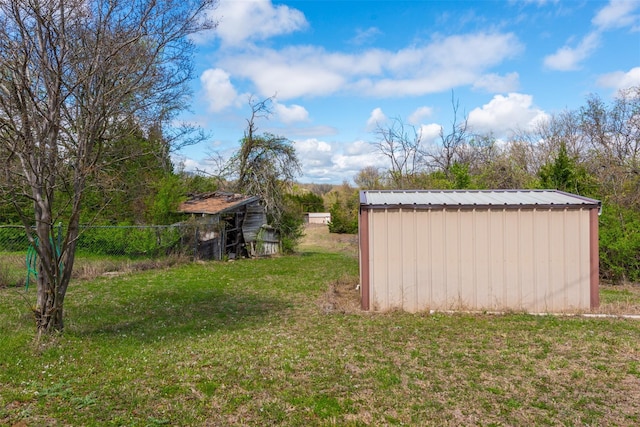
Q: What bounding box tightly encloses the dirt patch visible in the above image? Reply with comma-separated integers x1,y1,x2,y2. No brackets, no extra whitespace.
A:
319,274,362,314
299,225,361,313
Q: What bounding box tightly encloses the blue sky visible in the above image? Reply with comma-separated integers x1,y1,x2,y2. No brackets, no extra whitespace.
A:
173,0,640,184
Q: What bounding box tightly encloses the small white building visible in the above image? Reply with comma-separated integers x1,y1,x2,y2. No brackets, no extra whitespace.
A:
359,190,601,314
305,212,331,225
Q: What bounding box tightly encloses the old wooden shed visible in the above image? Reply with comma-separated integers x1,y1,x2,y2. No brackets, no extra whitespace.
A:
178,191,277,260
358,190,601,313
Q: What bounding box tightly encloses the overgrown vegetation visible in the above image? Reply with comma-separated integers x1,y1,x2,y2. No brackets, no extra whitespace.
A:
74,226,183,258
1,232,639,426
287,191,325,214
208,96,306,253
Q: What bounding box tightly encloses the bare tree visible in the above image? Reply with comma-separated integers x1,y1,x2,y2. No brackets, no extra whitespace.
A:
354,166,384,189
580,88,640,208
581,89,640,168
457,133,499,176
0,0,216,336
309,183,334,197
372,117,423,189
426,93,471,176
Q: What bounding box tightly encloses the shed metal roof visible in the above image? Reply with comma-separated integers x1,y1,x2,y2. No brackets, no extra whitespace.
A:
360,190,601,210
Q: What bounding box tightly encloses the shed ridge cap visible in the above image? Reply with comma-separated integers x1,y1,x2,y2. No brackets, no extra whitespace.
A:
361,188,564,193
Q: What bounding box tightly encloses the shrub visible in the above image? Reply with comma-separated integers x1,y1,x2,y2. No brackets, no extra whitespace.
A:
279,209,304,254
328,201,358,234
599,203,640,284
75,226,182,257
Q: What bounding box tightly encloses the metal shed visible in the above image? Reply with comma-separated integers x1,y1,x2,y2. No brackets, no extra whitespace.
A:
359,190,601,313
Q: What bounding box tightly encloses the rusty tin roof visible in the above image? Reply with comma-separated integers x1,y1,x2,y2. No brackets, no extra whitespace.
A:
178,192,260,215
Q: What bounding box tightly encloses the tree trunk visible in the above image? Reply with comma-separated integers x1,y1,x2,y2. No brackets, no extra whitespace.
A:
34,272,65,334
33,219,66,334
32,203,81,335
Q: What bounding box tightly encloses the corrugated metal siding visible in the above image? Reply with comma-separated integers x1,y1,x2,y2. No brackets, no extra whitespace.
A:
242,204,267,243
365,207,593,313
255,226,280,256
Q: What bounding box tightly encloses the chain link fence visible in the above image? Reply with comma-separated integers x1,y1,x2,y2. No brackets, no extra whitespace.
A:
0,223,220,287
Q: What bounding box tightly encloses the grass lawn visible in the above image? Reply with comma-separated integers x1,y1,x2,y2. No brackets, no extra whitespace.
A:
0,252,28,287
1,226,639,426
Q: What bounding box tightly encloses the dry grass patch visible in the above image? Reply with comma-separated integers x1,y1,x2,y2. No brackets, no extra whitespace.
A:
598,283,640,315
72,256,190,281
0,254,26,288
319,274,362,314
299,224,358,257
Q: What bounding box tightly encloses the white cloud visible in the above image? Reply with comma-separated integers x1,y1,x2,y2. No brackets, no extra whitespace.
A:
467,93,549,136
350,27,382,46
223,46,347,99
597,67,640,92
408,107,434,125
332,151,385,172
200,68,238,112
297,138,332,153
418,123,443,145
366,107,387,131
344,139,373,156
219,32,522,100
274,102,309,124
473,72,520,93
294,138,334,168
292,138,384,183
413,33,521,72
544,1,639,72
356,32,523,97
201,0,308,46
172,154,216,175
543,32,600,71
592,0,640,30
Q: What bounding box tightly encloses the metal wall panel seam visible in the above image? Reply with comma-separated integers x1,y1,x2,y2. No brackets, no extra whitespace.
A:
563,209,568,310
589,208,600,309
472,209,477,309
414,209,420,311
457,209,462,308
487,209,492,311
359,208,370,311
532,209,539,312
